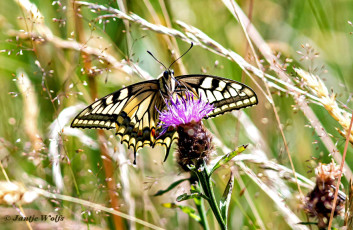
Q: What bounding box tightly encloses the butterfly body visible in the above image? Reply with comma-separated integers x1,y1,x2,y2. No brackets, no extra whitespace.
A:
158,69,176,97
71,70,258,163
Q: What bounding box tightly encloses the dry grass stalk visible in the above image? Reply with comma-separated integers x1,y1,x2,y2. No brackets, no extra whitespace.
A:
230,111,292,197
15,2,124,229
16,70,44,164
221,0,305,199
48,104,99,191
233,171,266,229
237,161,310,230
210,109,301,226
222,0,353,179
75,1,318,100
73,2,124,228
295,68,353,144
211,135,312,227
142,0,188,75
33,187,164,230
15,0,152,81
114,143,136,230
7,29,152,81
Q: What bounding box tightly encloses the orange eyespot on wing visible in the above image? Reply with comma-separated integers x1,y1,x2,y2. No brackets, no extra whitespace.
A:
151,127,156,139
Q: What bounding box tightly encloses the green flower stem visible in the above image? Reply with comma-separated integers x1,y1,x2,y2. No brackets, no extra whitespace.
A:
194,194,210,230
189,174,210,230
194,162,227,230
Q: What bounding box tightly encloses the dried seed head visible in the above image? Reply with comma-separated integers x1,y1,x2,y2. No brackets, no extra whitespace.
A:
304,162,345,228
295,68,353,144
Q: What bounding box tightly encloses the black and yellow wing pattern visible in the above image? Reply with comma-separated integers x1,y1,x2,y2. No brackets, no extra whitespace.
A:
176,75,258,117
71,74,258,163
71,80,178,163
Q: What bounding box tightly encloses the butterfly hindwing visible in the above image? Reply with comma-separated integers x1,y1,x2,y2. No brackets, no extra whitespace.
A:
176,75,258,117
116,88,164,153
153,126,179,161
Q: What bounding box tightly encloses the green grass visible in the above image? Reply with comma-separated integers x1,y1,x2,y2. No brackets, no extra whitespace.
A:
0,0,352,229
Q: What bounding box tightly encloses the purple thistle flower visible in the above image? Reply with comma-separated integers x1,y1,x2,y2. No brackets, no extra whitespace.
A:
158,93,215,171
158,93,214,131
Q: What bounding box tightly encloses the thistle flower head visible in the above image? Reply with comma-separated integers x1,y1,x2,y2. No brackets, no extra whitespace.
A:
158,93,214,130
158,93,215,171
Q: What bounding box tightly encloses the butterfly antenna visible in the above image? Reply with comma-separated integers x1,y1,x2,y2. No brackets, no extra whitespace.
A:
168,42,194,69
147,51,167,69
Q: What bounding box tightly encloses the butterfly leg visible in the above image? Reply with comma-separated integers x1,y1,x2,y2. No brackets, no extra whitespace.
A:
133,151,137,165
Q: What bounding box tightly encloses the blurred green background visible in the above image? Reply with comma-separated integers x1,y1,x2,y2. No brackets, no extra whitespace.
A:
0,0,352,229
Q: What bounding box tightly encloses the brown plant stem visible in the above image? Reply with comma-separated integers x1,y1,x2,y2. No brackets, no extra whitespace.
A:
328,110,353,229
73,2,123,229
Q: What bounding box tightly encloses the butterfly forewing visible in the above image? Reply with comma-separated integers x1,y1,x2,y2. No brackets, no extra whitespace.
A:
71,80,172,155
176,75,258,117
72,80,158,129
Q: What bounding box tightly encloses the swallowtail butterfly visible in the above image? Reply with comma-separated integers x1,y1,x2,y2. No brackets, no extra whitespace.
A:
71,44,258,163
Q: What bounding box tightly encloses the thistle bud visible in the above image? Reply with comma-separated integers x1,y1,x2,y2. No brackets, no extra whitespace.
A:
176,120,214,171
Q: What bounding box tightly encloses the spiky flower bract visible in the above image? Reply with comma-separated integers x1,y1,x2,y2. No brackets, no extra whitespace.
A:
158,93,215,171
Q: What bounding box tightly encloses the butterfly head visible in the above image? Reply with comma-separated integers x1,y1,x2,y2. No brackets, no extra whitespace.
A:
162,69,174,79
148,43,193,96
162,69,176,96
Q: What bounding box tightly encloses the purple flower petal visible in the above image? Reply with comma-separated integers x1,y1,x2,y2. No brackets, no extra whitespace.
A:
158,93,214,130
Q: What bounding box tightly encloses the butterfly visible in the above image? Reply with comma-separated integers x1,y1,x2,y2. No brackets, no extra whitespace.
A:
71,44,258,163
